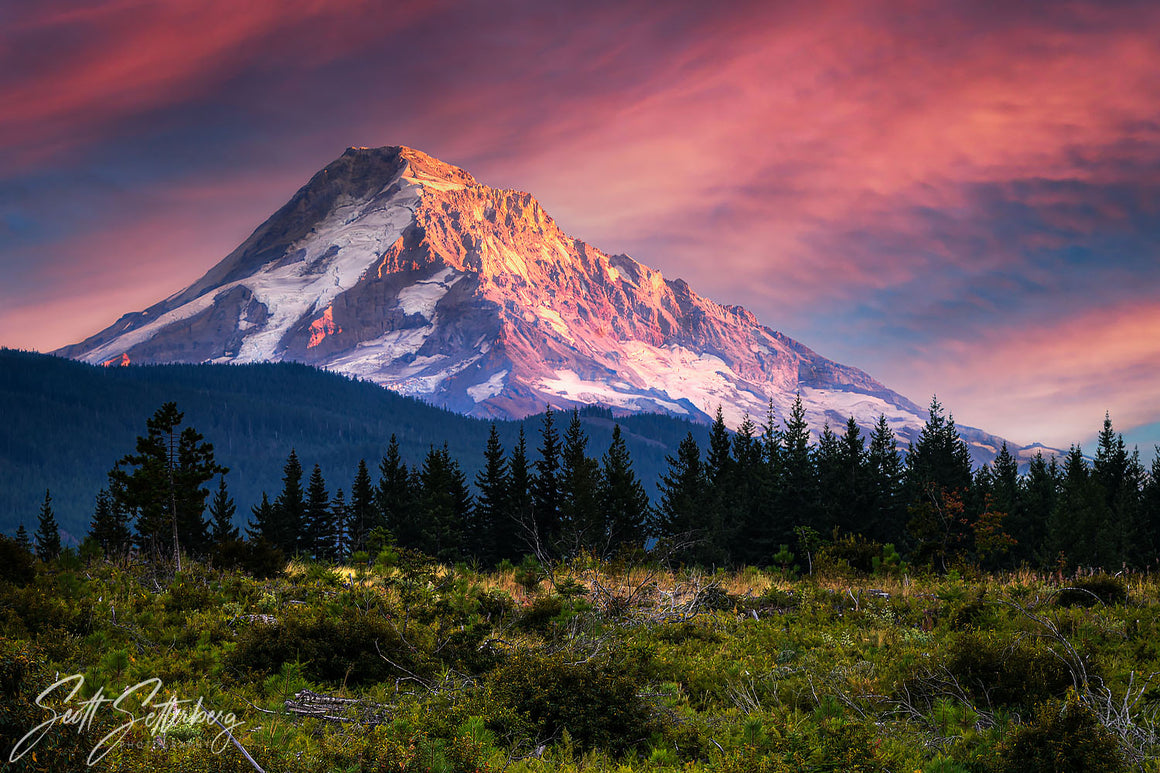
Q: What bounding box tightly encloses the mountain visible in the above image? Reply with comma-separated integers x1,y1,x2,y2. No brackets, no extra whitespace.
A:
56,145,1035,463
0,349,708,539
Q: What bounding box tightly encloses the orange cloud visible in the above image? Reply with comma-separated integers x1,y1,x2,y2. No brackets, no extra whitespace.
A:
880,301,1160,448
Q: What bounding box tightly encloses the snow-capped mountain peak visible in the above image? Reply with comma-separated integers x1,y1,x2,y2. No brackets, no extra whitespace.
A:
57,145,1024,462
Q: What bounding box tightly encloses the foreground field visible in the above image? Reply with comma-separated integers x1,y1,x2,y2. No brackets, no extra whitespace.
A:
3,553,1159,772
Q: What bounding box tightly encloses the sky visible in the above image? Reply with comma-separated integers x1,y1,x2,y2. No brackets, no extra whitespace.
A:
2,0,1158,452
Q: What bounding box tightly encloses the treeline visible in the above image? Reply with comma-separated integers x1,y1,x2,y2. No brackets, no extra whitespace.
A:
20,396,1160,573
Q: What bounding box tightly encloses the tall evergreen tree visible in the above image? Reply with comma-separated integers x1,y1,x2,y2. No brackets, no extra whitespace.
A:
732,414,768,564
376,436,415,545
507,427,535,560
271,450,306,555
349,459,376,555
111,402,226,562
866,414,905,545
1093,414,1144,566
653,432,706,562
532,407,563,554
1019,451,1059,565
14,523,32,554
904,397,975,567
779,395,818,535
90,487,133,557
703,406,735,561
1047,446,1109,568
825,417,869,536
560,410,601,554
599,425,650,554
34,489,61,562
474,424,509,565
246,493,276,544
304,465,331,559
418,445,473,561
208,476,240,545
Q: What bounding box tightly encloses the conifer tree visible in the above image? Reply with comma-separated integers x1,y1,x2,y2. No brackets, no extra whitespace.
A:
654,432,706,561
208,476,240,545
779,395,818,535
34,489,61,562
703,406,735,561
304,465,330,559
815,422,843,533
272,450,306,555
1047,446,1108,568
732,414,768,564
349,459,376,554
599,425,650,554
532,407,563,554
507,427,535,560
14,523,33,554
1020,451,1059,565
247,493,276,544
377,435,414,544
90,487,133,557
866,414,905,544
1093,414,1144,565
418,445,473,561
561,410,601,554
111,402,226,563
905,397,975,567
474,424,509,565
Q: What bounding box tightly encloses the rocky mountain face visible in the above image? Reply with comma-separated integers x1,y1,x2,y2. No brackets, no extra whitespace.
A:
58,146,1034,464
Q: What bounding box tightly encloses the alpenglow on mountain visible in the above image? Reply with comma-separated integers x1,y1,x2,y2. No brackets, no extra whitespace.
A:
58,146,1021,460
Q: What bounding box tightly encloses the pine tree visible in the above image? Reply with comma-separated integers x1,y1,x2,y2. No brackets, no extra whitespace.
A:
272,450,306,555
599,425,650,554
732,414,768,564
111,402,226,563
418,445,473,561
904,397,975,568
815,422,842,533
377,435,414,545
1047,446,1108,568
1093,414,1144,566
507,427,535,560
14,523,32,554
532,407,563,555
560,410,601,555
474,424,509,565
90,487,133,557
703,406,735,562
208,476,240,545
349,459,376,555
34,490,61,562
247,493,276,544
304,465,330,559
779,395,818,536
653,432,706,561
1019,451,1059,565
866,415,905,545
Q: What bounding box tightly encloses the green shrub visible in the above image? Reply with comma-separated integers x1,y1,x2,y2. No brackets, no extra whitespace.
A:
479,650,657,755
228,605,411,685
1055,574,1128,608
941,633,1074,709
994,695,1126,772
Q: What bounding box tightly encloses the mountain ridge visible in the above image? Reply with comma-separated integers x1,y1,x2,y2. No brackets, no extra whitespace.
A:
56,145,1035,464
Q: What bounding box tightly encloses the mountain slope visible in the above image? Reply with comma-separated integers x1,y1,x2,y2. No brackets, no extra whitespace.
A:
58,145,1024,461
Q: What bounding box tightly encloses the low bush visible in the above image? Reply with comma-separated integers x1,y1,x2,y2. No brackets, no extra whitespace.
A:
1055,574,1128,608
994,695,1126,772
478,649,657,755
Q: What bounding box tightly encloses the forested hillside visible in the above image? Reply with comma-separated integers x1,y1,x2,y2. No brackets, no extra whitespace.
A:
0,350,708,539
